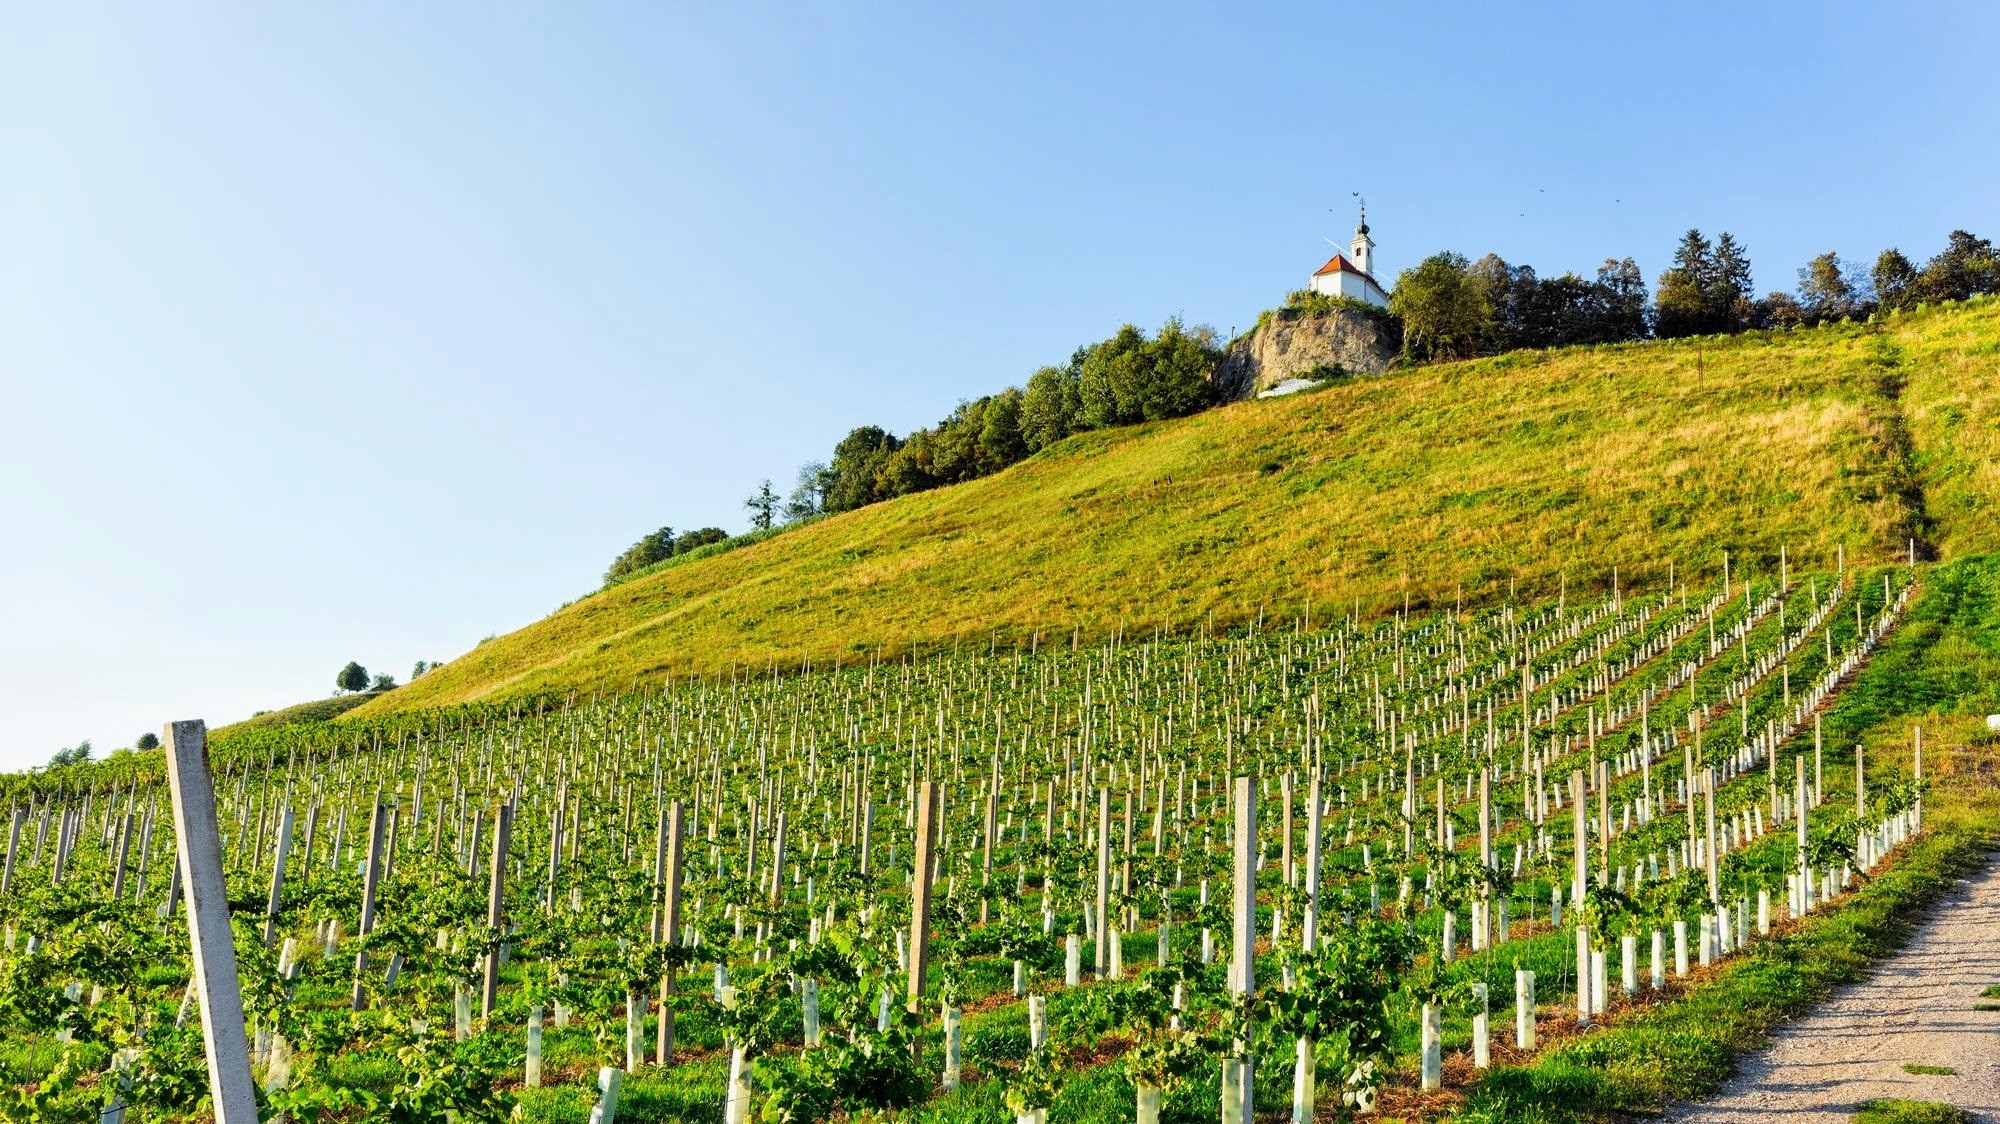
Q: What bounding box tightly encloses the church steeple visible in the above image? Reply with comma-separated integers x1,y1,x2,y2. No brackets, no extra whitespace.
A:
1349,200,1375,278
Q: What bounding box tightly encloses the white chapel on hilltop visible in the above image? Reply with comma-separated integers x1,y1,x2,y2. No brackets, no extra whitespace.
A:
1308,206,1389,308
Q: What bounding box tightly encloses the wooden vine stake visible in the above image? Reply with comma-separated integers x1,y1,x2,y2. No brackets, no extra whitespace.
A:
657,800,684,1064
907,780,939,1042
481,802,512,1017
163,720,258,1124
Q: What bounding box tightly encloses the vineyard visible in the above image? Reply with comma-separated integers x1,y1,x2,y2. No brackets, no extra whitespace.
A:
7,551,2000,1124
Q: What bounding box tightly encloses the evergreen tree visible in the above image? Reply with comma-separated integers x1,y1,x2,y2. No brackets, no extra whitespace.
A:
1711,233,1754,329
1873,248,1919,310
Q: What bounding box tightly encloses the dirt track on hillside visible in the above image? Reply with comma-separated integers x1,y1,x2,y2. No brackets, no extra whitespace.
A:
1665,854,2000,1123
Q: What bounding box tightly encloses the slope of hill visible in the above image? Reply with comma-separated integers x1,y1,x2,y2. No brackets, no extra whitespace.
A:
359,299,2000,715
218,692,387,734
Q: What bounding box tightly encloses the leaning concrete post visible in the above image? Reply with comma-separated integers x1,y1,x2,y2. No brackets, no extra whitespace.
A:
263,806,295,945
163,721,258,1124
1,806,23,896
352,797,387,1010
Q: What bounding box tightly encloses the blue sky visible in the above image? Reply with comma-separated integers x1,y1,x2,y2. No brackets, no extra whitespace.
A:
2,2,1993,771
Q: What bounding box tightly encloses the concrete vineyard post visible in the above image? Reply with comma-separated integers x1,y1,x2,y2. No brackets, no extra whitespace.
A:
1,806,22,896
163,721,258,1124
1514,969,1535,1049
1229,775,1256,1122
589,1065,622,1124
263,805,294,945
351,796,387,1010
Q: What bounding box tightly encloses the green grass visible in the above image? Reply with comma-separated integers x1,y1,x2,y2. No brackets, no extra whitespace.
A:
215,691,384,733
1853,1099,1971,1124
354,298,2000,716
1901,1064,1958,1076
1979,984,2000,999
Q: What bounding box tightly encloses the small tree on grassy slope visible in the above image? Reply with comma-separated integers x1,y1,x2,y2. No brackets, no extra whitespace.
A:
336,661,369,694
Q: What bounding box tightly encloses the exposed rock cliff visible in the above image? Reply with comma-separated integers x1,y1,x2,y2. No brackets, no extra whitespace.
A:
1212,307,1397,401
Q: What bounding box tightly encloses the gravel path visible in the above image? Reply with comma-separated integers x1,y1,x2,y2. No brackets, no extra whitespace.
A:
1665,853,2000,1123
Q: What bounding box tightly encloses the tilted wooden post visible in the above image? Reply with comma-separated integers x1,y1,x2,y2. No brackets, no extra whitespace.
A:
657,800,685,1064
1703,769,1720,906
1095,787,1111,978
163,721,258,1124
481,802,512,1017
1795,755,1810,911
907,781,939,1022
1855,742,1866,819
858,798,875,879
1569,771,1587,904
980,784,998,924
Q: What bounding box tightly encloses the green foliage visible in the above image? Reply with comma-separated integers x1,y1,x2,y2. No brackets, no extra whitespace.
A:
756,1022,926,1123
133,732,159,751
1853,1099,1972,1124
1390,251,1490,361
45,741,92,769
336,661,370,694
604,524,738,586
1654,229,1756,337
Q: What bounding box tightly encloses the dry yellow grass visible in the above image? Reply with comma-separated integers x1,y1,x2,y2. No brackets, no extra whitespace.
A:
358,299,2000,714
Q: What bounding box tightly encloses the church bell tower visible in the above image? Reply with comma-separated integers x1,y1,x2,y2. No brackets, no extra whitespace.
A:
1349,203,1375,278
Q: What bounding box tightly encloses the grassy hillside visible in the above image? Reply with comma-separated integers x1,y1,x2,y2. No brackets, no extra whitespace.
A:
219,692,385,733
361,298,2000,714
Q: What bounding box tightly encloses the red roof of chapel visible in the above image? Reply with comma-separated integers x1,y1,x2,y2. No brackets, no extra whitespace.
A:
1313,253,1371,278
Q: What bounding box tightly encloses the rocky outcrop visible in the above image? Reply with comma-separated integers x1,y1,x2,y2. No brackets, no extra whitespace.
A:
1211,307,1397,401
